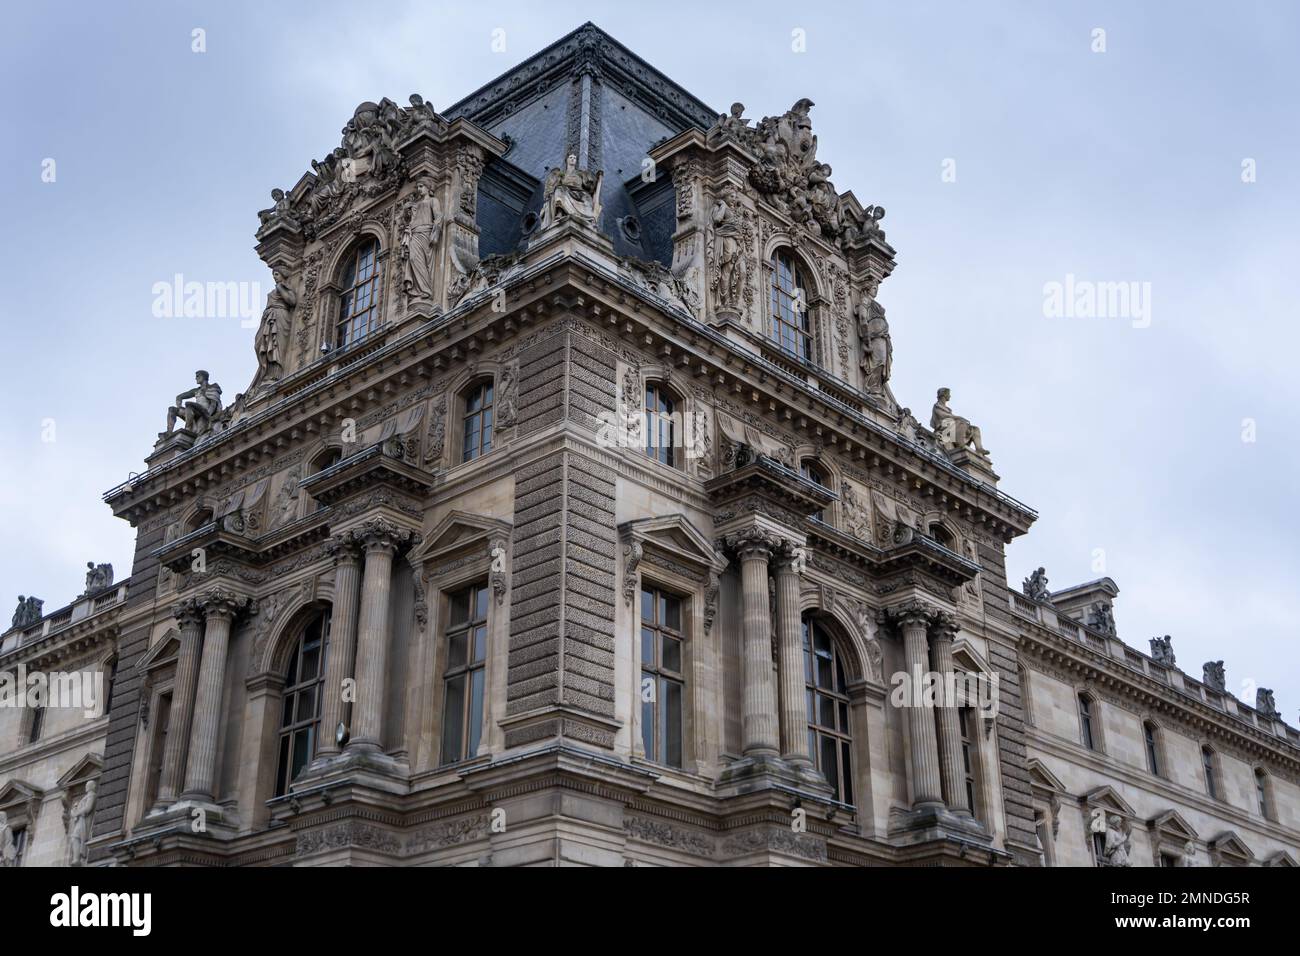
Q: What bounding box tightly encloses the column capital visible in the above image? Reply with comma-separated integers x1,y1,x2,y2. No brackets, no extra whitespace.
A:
171,598,205,629
929,610,959,642
195,587,254,622
772,541,808,575
882,598,942,631
352,517,418,554
724,527,783,561
326,532,364,566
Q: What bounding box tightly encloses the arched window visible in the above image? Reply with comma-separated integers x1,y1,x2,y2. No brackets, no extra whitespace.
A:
336,238,383,348
1143,721,1161,776
275,612,329,796
186,507,214,533
441,582,489,765
803,613,853,804
640,585,685,767
644,382,679,468
929,524,955,550
769,250,812,360
800,459,827,521
461,380,494,463
1255,769,1274,820
1201,746,1219,800
1078,694,1097,751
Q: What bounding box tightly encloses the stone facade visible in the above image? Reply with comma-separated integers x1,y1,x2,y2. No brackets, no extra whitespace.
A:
2,23,1297,867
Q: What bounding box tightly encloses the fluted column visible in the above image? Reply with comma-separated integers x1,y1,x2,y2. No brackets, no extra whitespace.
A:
346,519,414,754
730,531,780,756
181,589,249,802
154,600,204,809
774,547,812,766
315,534,362,758
929,613,970,814
890,600,943,808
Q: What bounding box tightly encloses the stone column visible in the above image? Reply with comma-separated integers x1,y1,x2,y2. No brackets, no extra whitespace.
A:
181,590,248,803
774,547,812,766
929,613,970,814
154,599,204,809
346,519,413,754
890,601,943,808
315,533,362,758
731,531,780,757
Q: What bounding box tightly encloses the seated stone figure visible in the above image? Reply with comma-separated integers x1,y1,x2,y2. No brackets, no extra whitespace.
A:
540,153,603,230
165,370,223,437
930,387,989,456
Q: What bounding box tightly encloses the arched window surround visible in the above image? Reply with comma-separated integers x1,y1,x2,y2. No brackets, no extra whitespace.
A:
1076,689,1104,753
446,363,508,468
320,229,391,354
763,245,824,364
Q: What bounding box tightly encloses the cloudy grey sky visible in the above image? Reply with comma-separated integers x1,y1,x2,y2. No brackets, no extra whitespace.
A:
2,1,1296,716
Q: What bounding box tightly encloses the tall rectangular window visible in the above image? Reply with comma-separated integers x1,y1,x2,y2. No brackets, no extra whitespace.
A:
640,586,684,768
1202,747,1218,800
959,707,977,816
441,582,489,765
1078,695,1096,751
1144,722,1160,776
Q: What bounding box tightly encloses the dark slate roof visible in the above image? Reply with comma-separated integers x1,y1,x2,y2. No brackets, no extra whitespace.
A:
447,23,719,263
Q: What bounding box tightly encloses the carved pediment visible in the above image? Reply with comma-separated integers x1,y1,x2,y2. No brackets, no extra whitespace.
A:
619,515,727,578
1025,758,1067,794
55,753,104,791
134,629,180,674
0,780,44,822
1208,831,1254,866
412,511,512,567
1147,809,1198,842
1082,784,1136,819
1265,850,1297,867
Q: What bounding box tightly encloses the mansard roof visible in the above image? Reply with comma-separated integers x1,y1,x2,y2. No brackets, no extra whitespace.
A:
445,22,717,134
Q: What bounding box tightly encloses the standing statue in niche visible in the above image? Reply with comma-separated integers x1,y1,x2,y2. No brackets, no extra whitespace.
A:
1101,815,1132,867
67,781,97,867
540,153,603,229
165,371,223,437
708,182,747,315
400,180,443,306
255,269,296,383
930,387,989,456
0,812,16,867
856,293,892,396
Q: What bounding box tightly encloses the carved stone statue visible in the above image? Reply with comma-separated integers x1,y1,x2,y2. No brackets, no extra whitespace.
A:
931,387,989,457
256,187,300,235
67,780,97,867
712,101,752,140
11,595,43,630
540,153,603,230
1257,688,1279,719
400,180,443,305
856,293,892,396
841,482,871,541
1101,814,1131,867
83,562,114,594
1202,660,1226,692
895,407,919,442
1022,567,1051,603
708,182,747,315
165,370,223,437
0,811,16,867
255,270,296,383
1087,601,1117,636
1182,840,1198,866
1149,635,1176,666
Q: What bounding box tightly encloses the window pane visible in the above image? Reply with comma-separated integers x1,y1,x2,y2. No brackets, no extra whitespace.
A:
663,595,681,632
449,589,470,626
442,675,465,764
291,729,311,783
820,734,839,794
663,679,683,768
468,669,485,759
296,686,317,724
448,629,467,670
275,735,290,796
662,636,681,673
641,628,655,666
641,673,655,759
819,693,836,728
475,585,489,623
300,644,321,683
841,741,854,805
641,588,654,623
472,625,487,664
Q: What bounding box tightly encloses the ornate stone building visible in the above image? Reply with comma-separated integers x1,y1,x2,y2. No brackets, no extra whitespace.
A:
4,23,1296,867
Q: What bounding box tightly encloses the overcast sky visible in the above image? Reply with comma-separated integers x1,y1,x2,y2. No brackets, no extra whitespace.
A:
2,1,1296,717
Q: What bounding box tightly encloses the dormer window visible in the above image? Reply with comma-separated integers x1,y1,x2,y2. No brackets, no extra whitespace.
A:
769,250,812,360
337,238,382,348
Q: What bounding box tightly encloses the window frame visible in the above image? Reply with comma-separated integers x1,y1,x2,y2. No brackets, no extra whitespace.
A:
439,581,490,766
799,459,828,522
639,584,687,769
274,611,330,797
335,237,384,349
1201,745,1221,800
1143,720,1162,777
768,249,813,361
803,613,854,806
460,380,495,464
643,381,680,469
